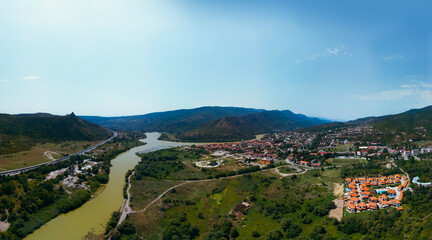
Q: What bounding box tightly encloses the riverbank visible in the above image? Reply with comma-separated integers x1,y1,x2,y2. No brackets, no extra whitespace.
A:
17,133,145,239
25,133,194,240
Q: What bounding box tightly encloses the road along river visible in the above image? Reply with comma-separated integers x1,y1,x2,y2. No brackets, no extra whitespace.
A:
25,132,195,240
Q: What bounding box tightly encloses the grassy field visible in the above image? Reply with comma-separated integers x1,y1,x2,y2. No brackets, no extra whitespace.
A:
127,168,344,239
129,179,184,210
0,140,100,171
320,144,352,152
278,166,297,174
326,157,367,166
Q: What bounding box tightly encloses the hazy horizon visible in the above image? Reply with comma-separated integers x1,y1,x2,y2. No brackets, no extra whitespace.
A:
1,0,431,120
4,104,432,123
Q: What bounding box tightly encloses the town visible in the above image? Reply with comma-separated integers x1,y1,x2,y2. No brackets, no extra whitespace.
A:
194,125,432,168
192,124,432,217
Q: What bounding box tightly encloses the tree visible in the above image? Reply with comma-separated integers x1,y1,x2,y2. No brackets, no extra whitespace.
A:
230,228,239,238
266,230,282,240
117,221,136,235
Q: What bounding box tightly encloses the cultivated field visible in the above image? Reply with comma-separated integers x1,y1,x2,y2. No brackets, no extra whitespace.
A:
326,157,367,166
0,140,100,171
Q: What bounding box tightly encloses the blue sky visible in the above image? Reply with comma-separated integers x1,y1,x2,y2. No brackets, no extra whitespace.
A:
0,0,431,120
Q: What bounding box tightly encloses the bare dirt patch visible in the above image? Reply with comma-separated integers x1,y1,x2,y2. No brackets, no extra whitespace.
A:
329,183,344,221
0,221,10,232
333,183,344,197
329,199,344,221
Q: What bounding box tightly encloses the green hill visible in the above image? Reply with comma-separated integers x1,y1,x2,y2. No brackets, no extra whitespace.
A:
372,106,432,142
178,110,329,141
305,105,432,143
0,113,111,154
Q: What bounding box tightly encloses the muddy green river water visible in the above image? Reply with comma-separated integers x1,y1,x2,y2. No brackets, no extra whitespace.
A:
26,132,192,240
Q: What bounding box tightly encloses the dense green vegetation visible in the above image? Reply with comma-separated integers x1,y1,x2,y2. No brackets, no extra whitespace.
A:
0,113,111,154
57,190,91,213
341,161,401,179
105,211,121,234
396,159,432,182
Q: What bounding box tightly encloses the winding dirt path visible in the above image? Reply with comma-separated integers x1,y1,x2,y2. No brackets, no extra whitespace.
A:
124,165,311,218
109,163,321,240
118,171,134,225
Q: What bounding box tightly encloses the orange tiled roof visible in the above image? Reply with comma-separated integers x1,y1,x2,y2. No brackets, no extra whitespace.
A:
369,202,378,209
349,192,359,197
398,191,404,201
357,202,366,208
347,204,356,210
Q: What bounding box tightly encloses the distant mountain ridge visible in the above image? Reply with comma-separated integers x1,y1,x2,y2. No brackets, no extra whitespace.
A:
178,110,330,141
0,113,111,154
80,106,265,133
81,106,330,141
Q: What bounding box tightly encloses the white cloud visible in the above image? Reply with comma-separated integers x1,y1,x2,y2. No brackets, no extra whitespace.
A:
356,82,432,101
383,53,409,61
326,47,339,55
303,45,350,61
22,75,41,80
420,82,432,88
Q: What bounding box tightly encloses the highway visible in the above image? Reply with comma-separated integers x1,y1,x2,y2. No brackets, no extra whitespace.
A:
0,131,118,176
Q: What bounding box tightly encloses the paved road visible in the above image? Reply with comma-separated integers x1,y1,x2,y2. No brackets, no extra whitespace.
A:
0,131,118,176
391,159,411,190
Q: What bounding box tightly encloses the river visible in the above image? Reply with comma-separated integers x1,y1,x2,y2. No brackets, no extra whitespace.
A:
25,132,194,240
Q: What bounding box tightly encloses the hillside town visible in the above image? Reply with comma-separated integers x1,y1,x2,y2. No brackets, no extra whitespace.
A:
194,125,432,168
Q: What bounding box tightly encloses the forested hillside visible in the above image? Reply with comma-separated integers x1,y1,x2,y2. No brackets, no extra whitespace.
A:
0,113,111,154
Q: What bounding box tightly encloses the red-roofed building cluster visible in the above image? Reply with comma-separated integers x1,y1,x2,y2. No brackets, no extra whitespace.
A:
344,175,407,213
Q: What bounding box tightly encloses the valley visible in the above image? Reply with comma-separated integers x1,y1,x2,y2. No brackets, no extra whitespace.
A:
1,106,432,240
